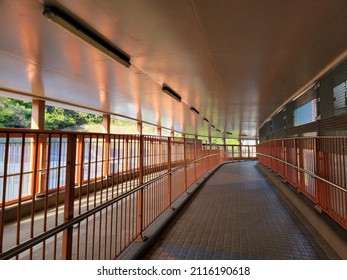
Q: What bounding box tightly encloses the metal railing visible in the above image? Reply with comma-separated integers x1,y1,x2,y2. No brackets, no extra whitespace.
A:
0,129,257,259
203,143,257,160
257,137,347,230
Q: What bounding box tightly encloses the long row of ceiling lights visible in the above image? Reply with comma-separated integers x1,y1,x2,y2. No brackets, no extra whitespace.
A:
43,5,232,136
161,84,231,135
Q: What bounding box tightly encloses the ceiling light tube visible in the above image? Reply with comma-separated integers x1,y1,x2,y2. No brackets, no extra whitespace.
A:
43,6,131,68
190,107,199,115
162,85,182,102
203,118,209,123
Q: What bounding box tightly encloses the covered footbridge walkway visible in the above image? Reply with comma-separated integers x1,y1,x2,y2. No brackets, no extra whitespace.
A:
0,0,347,261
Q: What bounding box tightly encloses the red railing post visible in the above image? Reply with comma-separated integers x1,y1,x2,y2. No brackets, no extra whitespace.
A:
183,137,188,193
168,137,172,209
194,137,197,181
313,137,321,209
284,139,288,180
0,133,10,254
36,134,47,195
295,138,301,192
102,135,110,178
62,134,77,260
137,135,144,239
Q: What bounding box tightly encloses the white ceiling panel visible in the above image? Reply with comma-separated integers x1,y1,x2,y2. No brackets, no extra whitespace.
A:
0,0,346,139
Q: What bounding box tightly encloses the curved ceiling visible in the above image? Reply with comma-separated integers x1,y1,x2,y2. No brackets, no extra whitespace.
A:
0,0,347,139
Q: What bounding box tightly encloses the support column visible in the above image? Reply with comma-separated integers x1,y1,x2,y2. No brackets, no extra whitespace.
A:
102,114,111,134
157,127,162,137
137,121,143,135
102,114,111,178
31,99,45,130
31,99,46,194
238,138,242,161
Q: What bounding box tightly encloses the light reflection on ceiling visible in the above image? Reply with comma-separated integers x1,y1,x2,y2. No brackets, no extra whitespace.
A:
0,0,347,139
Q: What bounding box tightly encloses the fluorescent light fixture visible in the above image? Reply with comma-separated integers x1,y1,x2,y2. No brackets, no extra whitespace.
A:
239,133,247,137
190,107,199,115
203,118,209,123
162,85,182,102
216,129,221,132
43,6,131,68
211,125,215,128
226,132,232,135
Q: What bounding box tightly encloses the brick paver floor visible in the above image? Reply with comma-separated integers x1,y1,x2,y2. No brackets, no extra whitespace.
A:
141,161,328,260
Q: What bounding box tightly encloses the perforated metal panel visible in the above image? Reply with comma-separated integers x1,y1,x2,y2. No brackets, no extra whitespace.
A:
318,59,347,136
259,59,347,141
272,109,285,139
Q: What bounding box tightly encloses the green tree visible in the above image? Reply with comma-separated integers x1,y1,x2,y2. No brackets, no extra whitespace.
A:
0,97,104,130
0,97,31,128
45,106,102,130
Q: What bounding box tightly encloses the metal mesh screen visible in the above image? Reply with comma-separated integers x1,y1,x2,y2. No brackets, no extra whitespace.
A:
259,58,347,142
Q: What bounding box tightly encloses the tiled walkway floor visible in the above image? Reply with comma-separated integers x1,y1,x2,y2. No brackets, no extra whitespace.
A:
142,161,328,260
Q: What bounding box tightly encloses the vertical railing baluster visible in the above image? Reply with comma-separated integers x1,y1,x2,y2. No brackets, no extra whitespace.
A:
194,138,197,181
42,133,52,260
76,135,84,259
62,134,77,260
137,135,144,239
168,137,172,209
0,133,10,255
15,133,26,259
53,134,63,260
184,137,187,193
313,137,320,208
